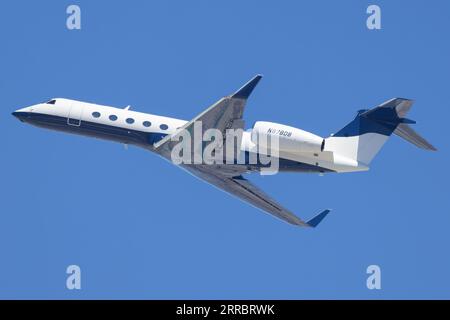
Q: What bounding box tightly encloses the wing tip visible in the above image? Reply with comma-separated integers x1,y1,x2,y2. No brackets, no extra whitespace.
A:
231,74,263,99
306,209,331,228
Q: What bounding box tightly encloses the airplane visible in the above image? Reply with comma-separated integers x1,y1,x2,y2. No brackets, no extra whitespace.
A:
12,75,436,227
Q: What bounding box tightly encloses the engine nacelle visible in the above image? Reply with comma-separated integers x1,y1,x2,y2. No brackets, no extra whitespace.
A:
251,121,324,154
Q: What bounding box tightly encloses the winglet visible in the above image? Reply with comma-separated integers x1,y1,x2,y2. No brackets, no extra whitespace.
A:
231,74,263,99
306,209,331,228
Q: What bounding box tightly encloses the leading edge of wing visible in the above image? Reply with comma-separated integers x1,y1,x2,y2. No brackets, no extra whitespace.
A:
182,165,331,228
153,74,262,152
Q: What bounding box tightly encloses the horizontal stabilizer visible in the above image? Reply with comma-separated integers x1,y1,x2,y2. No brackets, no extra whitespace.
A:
394,123,437,151
306,209,331,228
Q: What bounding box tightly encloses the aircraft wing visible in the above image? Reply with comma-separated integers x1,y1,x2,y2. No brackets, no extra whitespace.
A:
182,164,331,227
153,75,262,158
153,75,330,226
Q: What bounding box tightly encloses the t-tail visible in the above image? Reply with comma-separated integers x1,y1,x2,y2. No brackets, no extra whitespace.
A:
324,98,436,169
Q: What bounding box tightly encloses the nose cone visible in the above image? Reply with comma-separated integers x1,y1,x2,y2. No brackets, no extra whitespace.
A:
12,111,21,118
12,107,32,122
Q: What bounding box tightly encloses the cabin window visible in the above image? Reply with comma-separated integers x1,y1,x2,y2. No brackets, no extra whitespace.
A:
46,99,56,105
126,118,135,124
143,121,151,127
109,115,118,121
92,112,101,118
160,124,168,130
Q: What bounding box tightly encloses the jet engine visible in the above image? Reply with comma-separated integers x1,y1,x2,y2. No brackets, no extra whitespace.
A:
251,121,324,154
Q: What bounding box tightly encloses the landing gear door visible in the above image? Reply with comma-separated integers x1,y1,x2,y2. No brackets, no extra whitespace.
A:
68,104,83,126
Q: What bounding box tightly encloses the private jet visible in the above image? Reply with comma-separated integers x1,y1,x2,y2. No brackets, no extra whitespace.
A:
12,75,436,227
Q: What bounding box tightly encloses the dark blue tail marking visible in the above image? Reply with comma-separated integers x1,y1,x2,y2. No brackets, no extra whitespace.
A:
334,101,411,137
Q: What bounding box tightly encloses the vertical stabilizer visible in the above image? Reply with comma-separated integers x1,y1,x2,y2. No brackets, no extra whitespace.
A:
324,98,436,166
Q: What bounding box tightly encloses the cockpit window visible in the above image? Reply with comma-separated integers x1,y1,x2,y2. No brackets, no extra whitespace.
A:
46,99,56,105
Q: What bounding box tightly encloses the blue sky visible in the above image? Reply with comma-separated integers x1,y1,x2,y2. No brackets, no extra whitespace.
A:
0,0,449,299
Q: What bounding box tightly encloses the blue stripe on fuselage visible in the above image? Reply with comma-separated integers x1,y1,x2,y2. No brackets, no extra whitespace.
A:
18,112,168,147
17,112,334,173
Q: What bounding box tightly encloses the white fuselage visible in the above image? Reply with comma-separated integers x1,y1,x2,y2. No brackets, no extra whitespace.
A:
13,98,368,173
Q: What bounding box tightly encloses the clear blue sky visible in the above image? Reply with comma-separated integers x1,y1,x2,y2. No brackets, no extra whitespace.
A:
0,0,449,299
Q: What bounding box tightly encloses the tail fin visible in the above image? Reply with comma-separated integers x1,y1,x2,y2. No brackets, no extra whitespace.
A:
325,98,436,166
